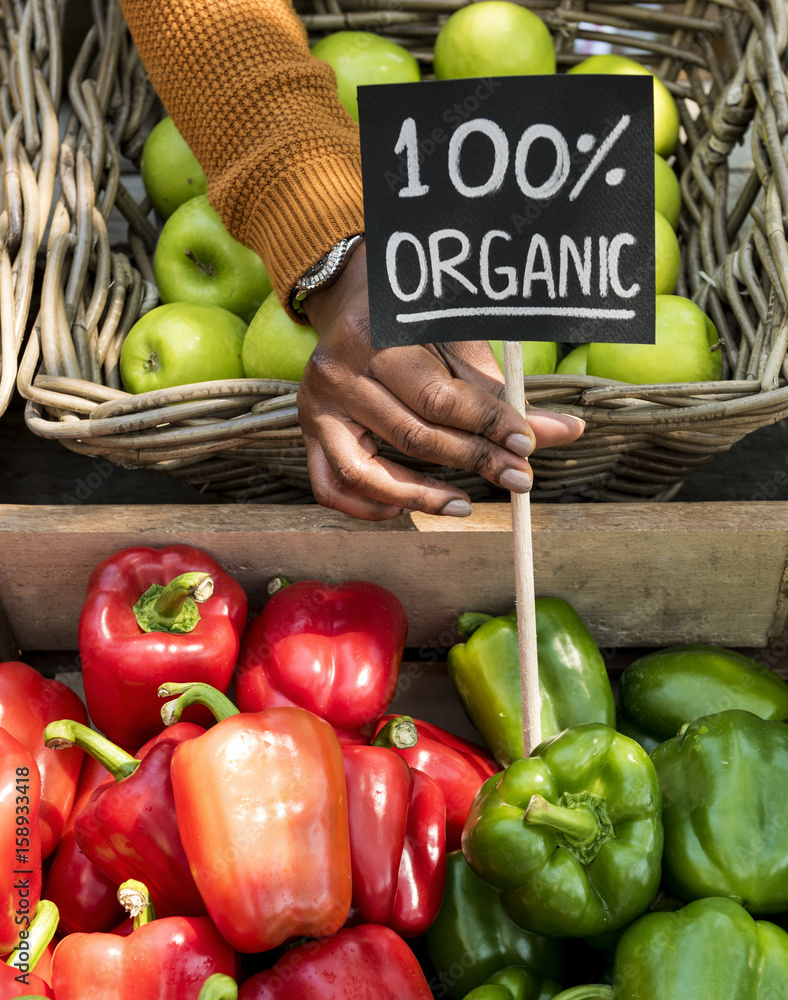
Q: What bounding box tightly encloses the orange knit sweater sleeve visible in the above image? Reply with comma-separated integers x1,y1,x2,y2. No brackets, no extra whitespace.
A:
119,0,365,315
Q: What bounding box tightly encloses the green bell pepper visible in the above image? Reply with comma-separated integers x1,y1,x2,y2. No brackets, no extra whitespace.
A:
425,851,566,1000
611,897,788,998
448,599,616,767
619,644,788,743
651,709,788,913
461,966,562,1000
463,723,663,938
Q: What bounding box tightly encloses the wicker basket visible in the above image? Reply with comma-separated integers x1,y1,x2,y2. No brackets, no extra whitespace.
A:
6,0,788,502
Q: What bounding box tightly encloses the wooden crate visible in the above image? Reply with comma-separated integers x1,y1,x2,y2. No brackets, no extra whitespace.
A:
2,501,787,655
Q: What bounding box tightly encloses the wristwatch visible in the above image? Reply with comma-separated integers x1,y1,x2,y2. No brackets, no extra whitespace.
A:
290,234,364,313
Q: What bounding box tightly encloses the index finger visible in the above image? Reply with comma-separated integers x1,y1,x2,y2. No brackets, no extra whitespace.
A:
369,343,535,457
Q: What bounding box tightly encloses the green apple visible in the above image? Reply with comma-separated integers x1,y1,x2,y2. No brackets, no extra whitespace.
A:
655,210,680,295
489,339,559,376
655,153,681,230
154,195,272,323
141,116,208,221
120,301,246,393
569,53,680,158
242,290,319,382
556,342,590,375
434,1,556,80
311,31,421,122
586,294,723,384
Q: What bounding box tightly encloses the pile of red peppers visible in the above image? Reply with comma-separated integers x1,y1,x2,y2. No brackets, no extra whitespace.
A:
0,544,505,999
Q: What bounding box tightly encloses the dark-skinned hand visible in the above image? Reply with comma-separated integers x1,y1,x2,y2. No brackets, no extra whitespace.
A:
300,241,585,520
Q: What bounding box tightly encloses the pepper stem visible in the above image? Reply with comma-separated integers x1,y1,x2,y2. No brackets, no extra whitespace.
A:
159,681,239,726
267,576,291,595
43,720,139,781
133,572,214,634
456,611,494,641
371,716,419,749
551,988,615,1000
524,791,615,866
199,974,239,1000
524,794,599,843
5,900,59,972
118,880,156,929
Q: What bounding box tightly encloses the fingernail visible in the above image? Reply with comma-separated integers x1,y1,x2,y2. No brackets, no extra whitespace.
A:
555,414,586,433
506,432,534,458
441,499,473,517
500,468,533,493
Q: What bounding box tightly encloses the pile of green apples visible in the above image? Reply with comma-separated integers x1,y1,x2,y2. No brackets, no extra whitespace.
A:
120,118,316,394
125,1,722,394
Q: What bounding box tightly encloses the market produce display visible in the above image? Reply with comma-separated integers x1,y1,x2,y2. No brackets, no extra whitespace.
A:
4,539,788,996
5,0,788,994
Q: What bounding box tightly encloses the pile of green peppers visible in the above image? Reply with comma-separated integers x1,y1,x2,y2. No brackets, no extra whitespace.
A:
433,608,788,999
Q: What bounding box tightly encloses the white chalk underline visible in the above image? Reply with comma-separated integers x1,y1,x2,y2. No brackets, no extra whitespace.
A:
396,306,636,323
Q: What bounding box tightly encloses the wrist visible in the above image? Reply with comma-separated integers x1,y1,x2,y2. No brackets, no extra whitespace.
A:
290,235,365,315
303,240,368,329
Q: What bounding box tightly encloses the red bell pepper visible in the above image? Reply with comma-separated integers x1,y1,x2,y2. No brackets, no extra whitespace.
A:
237,924,434,999
0,729,41,955
161,682,352,952
41,756,124,936
42,724,204,938
78,544,248,747
235,579,408,741
0,661,88,858
51,880,237,1000
42,719,206,919
373,715,499,850
0,900,57,998
343,743,446,937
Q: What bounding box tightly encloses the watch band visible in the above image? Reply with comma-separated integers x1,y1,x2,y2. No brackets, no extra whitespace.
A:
290,234,364,313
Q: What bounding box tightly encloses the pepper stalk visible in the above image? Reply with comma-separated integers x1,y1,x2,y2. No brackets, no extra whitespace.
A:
199,974,238,1000
117,880,156,929
133,572,214,634
5,900,58,973
159,682,240,726
43,721,140,781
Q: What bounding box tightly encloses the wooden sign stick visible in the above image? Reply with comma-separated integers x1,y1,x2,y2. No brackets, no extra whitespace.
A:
502,340,542,757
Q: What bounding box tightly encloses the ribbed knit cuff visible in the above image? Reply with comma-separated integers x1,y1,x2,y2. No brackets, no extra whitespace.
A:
240,155,366,323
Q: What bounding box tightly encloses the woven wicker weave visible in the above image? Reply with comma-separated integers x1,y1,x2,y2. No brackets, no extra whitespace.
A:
5,0,788,502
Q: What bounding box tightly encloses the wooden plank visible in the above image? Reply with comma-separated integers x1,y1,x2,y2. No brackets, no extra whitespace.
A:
0,599,20,661
1,502,787,652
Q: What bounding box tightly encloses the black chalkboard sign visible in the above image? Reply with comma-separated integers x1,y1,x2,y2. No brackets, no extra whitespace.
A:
358,75,656,349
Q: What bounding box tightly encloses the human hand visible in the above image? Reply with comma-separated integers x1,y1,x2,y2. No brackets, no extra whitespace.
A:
300,242,585,520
